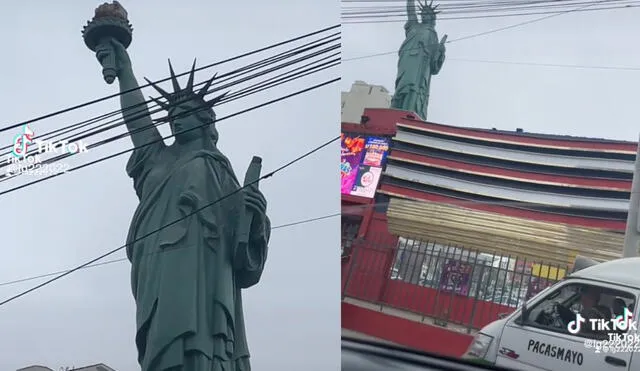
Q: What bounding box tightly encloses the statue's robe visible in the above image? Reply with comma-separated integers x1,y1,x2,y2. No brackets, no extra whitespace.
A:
125,141,270,371
391,20,445,120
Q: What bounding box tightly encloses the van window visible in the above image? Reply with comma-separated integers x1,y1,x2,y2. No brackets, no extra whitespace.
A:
523,282,636,340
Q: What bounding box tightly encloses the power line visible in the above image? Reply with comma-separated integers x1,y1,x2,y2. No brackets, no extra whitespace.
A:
0,32,340,155
0,78,340,198
0,212,341,288
449,0,621,42
343,0,633,61
0,63,339,187
341,0,637,22
0,25,340,133
0,42,340,178
342,2,637,19
344,54,640,70
0,134,340,307
448,57,640,71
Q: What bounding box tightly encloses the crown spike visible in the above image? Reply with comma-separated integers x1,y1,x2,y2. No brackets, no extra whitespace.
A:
168,59,181,92
206,91,229,107
149,95,170,110
198,73,218,99
144,77,172,100
186,58,197,92
429,0,434,7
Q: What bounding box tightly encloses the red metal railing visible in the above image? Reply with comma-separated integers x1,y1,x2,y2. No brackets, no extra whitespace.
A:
342,235,566,333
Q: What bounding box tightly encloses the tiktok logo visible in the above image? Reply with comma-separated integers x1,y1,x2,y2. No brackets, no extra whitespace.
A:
568,313,586,334
11,125,34,158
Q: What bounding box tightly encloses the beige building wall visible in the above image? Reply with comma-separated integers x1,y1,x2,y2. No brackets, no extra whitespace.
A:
341,81,391,124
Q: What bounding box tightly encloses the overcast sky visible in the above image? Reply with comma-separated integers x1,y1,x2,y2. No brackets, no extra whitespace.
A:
343,2,640,141
0,1,339,370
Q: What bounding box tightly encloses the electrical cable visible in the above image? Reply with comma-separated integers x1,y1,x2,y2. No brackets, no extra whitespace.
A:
0,41,340,172
0,52,340,183
0,78,340,199
0,133,340,307
342,0,631,60
344,53,640,70
0,31,340,155
342,0,636,17
341,0,637,22
0,212,341,288
0,24,340,132
0,202,381,288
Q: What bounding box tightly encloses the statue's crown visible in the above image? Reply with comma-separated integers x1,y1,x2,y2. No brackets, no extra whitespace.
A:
418,0,440,18
145,59,227,114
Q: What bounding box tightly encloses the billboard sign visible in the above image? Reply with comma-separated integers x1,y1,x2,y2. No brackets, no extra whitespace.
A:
340,134,365,194
340,133,390,199
350,165,382,198
362,137,390,167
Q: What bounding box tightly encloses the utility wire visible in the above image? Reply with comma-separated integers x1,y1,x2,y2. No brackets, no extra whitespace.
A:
0,32,341,154
344,54,640,70
449,0,623,42
0,53,339,184
0,212,341,288
341,0,636,22
343,0,629,60
1,203,381,288
0,42,339,173
0,78,340,198
342,1,636,17
0,133,340,307
0,25,340,133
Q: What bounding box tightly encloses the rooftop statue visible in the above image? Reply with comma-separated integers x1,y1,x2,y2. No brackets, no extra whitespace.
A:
390,0,447,120
82,2,270,370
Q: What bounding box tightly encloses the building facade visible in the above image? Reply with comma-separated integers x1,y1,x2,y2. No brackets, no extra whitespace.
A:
341,106,638,355
343,107,636,266
341,81,392,124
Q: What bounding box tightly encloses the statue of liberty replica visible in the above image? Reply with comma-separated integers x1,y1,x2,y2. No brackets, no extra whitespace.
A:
82,2,270,370
390,0,447,120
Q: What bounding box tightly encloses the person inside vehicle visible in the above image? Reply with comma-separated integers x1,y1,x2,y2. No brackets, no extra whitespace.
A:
577,286,611,336
553,285,609,334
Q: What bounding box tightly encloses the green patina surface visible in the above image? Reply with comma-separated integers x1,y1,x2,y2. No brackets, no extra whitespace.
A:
84,3,270,370
391,0,447,120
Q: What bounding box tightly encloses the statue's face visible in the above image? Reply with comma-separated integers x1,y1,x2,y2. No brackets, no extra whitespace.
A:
169,104,203,144
421,11,436,25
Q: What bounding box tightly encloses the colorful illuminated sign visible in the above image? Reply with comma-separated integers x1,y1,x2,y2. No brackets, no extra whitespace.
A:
340,133,390,199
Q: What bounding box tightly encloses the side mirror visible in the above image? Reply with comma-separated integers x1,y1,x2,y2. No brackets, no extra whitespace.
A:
515,302,528,325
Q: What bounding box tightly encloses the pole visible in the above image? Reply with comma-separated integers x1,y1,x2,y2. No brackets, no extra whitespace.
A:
622,133,640,258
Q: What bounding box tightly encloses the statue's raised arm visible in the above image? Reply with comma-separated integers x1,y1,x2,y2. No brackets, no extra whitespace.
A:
407,0,419,23
82,1,161,150
96,39,162,149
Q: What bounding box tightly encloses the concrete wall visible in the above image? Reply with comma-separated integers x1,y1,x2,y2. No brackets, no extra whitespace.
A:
341,81,391,124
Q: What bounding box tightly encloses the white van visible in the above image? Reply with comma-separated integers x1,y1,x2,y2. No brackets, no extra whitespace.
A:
463,256,640,370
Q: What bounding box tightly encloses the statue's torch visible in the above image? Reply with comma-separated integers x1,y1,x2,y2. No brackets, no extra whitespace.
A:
82,1,133,84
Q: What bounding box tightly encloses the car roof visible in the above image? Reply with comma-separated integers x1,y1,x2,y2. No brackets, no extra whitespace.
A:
570,257,640,289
